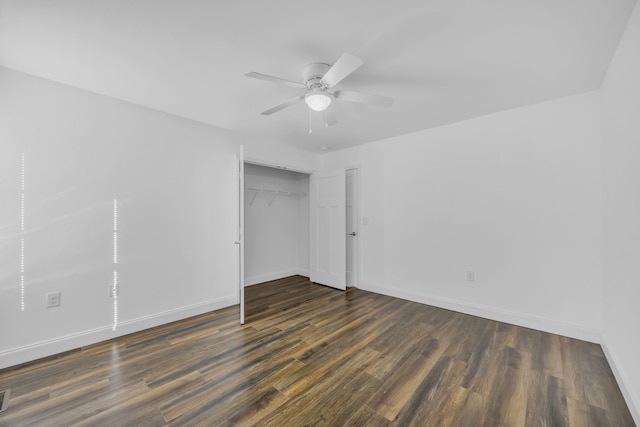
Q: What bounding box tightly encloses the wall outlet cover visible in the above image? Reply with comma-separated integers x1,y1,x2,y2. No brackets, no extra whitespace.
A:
47,292,61,308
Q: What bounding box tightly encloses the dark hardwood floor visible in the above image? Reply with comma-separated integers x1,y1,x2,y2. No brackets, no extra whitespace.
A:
0,275,635,426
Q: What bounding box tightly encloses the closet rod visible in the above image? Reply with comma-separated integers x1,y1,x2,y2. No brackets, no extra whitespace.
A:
245,187,305,197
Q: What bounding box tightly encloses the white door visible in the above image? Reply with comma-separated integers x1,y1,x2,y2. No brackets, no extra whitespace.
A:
346,169,358,286
236,145,245,324
310,168,346,290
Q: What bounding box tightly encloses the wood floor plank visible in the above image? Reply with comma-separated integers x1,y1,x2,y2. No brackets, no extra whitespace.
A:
525,372,570,427
77,372,204,426
393,358,471,426
459,323,501,396
481,347,530,427
560,335,608,410
0,379,112,426
345,405,392,427
0,275,635,427
164,357,299,425
531,332,565,379
425,384,487,427
567,397,609,427
289,357,377,423
366,344,447,420
261,349,382,426
220,362,305,426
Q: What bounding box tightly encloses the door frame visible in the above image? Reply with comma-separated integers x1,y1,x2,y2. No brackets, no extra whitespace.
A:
237,145,245,324
346,167,360,288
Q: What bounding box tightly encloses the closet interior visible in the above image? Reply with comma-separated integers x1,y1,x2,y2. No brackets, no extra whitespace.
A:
243,163,310,287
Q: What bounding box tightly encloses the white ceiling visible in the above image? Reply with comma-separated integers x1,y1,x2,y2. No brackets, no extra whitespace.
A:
0,0,635,151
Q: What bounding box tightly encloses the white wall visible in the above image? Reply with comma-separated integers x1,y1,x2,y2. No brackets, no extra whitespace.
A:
323,91,604,342
297,173,310,276
601,2,640,422
244,164,309,285
0,68,244,368
243,141,320,175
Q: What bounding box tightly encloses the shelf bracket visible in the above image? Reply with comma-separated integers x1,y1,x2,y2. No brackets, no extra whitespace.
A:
249,190,259,206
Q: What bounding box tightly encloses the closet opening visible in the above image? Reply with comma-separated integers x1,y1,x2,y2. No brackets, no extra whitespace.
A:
243,162,310,289
241,162,359,322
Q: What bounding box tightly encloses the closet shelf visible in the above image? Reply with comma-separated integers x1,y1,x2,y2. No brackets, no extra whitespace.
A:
245,187,307,206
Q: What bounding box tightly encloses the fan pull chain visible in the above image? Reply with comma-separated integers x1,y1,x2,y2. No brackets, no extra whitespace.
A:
308,108,313,134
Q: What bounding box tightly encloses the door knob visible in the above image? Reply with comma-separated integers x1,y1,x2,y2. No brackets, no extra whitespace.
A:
348,232,357,236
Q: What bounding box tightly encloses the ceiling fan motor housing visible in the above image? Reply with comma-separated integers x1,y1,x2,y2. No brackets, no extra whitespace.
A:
303,63,330,89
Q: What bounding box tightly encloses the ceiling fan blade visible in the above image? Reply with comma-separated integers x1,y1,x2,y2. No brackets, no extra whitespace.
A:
334,90,394,108
324,108,337,127
321,53,364,87
245,72,306,89
260,96,304,115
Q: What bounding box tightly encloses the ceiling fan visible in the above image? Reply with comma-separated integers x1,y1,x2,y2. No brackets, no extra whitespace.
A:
245,53,393,125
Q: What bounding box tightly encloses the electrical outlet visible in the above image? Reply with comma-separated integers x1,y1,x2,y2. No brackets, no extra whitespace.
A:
466,271,475,282
47,292,61,308
109,283,119,298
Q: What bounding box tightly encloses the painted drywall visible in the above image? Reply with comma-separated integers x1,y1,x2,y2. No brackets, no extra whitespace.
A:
323,91,604,342
297,173,310,275
244,164,309,285
601,2,640,422
243,142,320,175
0,68,243,368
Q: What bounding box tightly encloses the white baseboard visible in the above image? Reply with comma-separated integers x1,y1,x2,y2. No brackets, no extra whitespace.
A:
359,281,602,343
600,339,640,425
0,295,236,370
245,269,309,287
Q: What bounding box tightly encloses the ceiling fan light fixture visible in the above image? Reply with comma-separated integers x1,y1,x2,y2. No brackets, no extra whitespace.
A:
305,90,332,112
